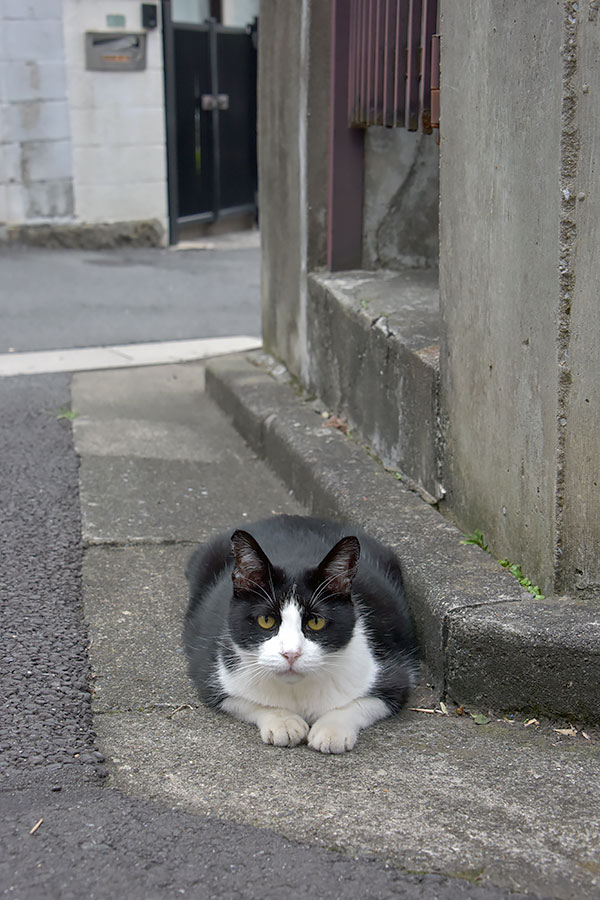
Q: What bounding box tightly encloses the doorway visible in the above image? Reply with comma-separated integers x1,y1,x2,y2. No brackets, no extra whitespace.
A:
162,1,258,244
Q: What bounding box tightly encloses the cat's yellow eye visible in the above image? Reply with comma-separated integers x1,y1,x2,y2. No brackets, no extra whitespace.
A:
307,615,326,632
257,615,276,630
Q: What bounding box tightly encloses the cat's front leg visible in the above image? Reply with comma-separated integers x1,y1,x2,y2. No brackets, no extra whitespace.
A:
308,697,391,754
221,696,309,747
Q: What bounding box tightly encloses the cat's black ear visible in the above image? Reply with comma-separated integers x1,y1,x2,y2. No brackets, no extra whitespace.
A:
231,530,273,596
316,536,360,596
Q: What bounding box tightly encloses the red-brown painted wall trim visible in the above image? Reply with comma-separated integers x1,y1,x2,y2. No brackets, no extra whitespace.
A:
327,0,365,271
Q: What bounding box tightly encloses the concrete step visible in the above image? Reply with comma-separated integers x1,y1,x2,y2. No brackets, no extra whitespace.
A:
307,268,441,498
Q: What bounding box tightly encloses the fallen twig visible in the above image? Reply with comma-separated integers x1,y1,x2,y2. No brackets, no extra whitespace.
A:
29,818,43,836
167,704,193,719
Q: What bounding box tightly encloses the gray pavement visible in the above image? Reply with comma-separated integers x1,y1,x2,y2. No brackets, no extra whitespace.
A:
0,364,539,900
0,240,260,353
72,363,597,899
1,358,599,898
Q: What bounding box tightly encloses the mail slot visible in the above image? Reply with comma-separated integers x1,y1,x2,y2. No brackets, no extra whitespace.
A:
85,32,147,71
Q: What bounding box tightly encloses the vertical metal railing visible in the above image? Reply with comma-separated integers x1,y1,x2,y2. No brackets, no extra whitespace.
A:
348,0,439,133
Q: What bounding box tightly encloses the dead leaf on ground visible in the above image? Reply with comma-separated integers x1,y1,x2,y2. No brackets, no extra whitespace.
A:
524,718,539,727
471,713,491,726
554,727,578,737
323,415,348,434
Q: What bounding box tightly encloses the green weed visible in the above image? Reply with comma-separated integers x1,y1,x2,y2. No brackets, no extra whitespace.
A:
54,406,79,421
460,529,488,552
461,531,545,599
498,559,545,600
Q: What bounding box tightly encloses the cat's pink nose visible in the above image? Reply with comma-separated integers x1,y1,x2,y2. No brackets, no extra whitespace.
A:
281,649,302,665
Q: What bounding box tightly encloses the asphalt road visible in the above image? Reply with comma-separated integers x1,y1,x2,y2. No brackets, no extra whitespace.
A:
0,373,544,900
0,243,261,353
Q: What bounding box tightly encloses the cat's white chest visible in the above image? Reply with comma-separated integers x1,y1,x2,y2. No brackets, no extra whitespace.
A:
217,621,379,723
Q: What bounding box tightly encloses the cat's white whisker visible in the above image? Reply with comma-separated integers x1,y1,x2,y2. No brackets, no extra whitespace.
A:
310,570,346,605
244,578,276,607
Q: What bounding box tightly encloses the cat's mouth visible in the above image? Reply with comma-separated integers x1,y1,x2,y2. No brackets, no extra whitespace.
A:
278,664,305,682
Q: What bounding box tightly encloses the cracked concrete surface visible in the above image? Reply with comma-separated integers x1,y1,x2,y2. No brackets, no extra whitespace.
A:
74,361,600,900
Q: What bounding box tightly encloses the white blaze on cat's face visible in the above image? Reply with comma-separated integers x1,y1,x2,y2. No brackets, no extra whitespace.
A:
258,600,323,681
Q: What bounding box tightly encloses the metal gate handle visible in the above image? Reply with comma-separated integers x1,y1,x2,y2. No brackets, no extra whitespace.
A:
201,93,229,111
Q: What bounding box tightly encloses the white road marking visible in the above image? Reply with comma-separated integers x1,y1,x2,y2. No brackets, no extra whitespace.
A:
0,336,262,377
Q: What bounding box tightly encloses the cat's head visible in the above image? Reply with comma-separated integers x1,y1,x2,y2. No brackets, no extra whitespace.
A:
227,529,361,681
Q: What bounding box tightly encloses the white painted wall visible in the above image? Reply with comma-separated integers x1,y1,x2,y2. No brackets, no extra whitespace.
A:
222,0,258,27
62,0,167,233
171,0,210,23
170,0,258,26
0,0,74,225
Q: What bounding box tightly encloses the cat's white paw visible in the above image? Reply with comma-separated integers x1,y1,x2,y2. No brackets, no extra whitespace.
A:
307,718,358,754
259,712,309,747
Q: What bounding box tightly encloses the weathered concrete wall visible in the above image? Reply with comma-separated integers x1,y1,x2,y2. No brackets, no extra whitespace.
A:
62,0,168,234
440,1,600,598
0,0,74,224
561,7,600,595
258,0,600,599
259,0,330,378
258,0,305,376
363,129,439,270
439,1,563,593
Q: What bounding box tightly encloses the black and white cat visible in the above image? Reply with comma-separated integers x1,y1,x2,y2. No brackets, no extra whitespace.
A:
183,515,418,753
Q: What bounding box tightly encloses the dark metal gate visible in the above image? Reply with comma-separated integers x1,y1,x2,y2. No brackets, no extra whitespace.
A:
162,3,258,243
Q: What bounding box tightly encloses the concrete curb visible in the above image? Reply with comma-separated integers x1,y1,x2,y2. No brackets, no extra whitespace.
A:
1,219,165,249
206,352,600,723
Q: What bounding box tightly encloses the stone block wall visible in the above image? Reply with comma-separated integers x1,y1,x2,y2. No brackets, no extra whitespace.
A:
0,0,74,223
0,0,168,238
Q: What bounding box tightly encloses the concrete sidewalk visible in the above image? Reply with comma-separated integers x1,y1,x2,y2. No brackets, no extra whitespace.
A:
73,361,600,900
